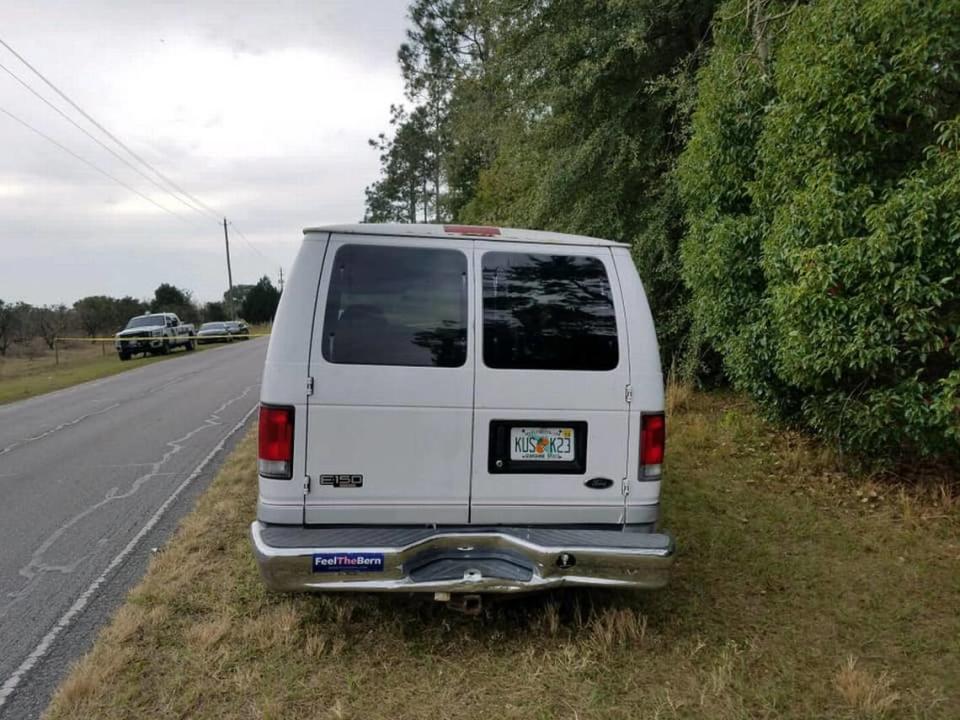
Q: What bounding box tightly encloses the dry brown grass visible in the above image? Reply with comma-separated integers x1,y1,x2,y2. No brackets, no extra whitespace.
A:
586,607,648,650
44,393,960,720
53,645,139,711
835,656,901,716
665,370,693,417
186,617,232,650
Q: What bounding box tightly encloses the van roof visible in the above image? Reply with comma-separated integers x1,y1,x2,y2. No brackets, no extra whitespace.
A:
303,223,629,248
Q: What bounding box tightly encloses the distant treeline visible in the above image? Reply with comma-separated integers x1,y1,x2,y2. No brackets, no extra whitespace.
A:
364,0,959,460
0,276,280,355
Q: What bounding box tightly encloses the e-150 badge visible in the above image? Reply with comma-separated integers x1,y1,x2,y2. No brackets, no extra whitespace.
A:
319,474,363,488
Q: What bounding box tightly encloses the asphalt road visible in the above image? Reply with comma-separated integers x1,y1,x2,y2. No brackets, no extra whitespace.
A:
0,339,267,719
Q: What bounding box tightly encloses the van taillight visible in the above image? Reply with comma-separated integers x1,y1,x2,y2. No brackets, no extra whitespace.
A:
640,413,665,478
259,404,294,479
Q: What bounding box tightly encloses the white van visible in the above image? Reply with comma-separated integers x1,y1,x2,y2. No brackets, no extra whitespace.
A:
251,224,673,602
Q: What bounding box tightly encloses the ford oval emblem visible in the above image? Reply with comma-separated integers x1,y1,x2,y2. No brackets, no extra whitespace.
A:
585,476,614,490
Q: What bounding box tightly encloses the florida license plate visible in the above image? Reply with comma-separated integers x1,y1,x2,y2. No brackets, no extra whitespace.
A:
510,427,575,462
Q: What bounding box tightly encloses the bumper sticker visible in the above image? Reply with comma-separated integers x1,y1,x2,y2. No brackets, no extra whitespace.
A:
312,552,385,573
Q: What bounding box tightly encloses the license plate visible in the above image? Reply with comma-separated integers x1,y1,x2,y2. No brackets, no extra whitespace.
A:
510,427,575,462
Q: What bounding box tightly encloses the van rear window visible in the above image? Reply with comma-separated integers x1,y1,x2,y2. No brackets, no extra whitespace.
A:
482,252,618,371
322,244,467,367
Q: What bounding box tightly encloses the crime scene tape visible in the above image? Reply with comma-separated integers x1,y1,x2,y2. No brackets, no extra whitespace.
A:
56,334,271,341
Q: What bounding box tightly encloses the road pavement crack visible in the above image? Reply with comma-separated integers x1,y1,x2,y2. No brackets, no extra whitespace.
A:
0,346,251,460
0,383,258,619
0,403,122,458
0,399,259,712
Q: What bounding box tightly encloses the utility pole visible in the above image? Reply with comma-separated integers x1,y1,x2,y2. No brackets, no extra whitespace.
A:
278,266,284,293
223,218,236,320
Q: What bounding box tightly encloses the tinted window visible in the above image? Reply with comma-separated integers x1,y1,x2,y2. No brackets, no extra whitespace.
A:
482,252,618,370
126,315,166,329
322,244,467,367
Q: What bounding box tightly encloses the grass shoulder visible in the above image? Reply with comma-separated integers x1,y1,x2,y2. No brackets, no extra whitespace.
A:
45,391,960,720
0,325,270,406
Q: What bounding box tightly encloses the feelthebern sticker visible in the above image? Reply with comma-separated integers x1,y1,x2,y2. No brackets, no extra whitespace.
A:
312,552,385,573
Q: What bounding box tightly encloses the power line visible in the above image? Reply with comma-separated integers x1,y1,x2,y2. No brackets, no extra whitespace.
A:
0,35,222,223
0,57,219,225
0,102,205,226
0,36,283,285
230,223,282,267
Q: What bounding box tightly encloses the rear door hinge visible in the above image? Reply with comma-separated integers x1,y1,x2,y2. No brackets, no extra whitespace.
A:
303,475,311,493
306,376,315,396
622,477,631,497
625,384,633,404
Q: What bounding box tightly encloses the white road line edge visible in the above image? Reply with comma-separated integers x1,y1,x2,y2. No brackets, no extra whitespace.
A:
0,403,259,709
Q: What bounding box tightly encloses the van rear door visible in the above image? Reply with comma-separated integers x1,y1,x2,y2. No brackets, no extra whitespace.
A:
304,234,474,524
469,243,630,525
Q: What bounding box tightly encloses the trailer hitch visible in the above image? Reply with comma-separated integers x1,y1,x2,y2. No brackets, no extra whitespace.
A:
434,592,483,615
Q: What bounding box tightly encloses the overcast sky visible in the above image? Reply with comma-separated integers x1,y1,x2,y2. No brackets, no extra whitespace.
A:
0,0,408,305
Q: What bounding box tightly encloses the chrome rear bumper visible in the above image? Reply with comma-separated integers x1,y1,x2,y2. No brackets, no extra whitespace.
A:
250,521,674,594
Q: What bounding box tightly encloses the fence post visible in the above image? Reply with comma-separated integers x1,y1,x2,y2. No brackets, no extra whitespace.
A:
54,337,60,366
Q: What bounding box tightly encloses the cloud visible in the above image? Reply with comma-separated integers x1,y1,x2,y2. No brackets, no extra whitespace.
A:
0,0,408,304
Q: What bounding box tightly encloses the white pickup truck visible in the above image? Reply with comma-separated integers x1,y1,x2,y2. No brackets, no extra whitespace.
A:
114,312,196,360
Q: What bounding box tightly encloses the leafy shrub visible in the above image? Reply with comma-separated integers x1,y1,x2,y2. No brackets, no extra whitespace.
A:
679,0,960,458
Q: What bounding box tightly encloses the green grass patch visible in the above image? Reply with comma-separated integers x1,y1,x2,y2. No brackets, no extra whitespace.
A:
0,326,270,406
44,392,960,719
0,344,190,406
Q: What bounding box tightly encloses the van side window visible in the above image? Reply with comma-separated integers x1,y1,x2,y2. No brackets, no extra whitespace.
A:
322,244,468,368
482,252,618,371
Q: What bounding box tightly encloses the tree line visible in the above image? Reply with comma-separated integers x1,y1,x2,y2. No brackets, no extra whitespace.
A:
365,0,959,461
0,276,281,355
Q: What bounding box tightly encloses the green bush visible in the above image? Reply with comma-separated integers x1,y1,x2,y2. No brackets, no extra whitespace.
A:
679,0,960,458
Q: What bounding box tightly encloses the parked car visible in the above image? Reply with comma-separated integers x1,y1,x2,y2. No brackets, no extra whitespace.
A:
114,312,195,360
250,224,673,609
225,320,249,339
197,322,234,344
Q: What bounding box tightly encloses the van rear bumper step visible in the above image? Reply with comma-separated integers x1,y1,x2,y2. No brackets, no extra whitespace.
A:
250,521,674,594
